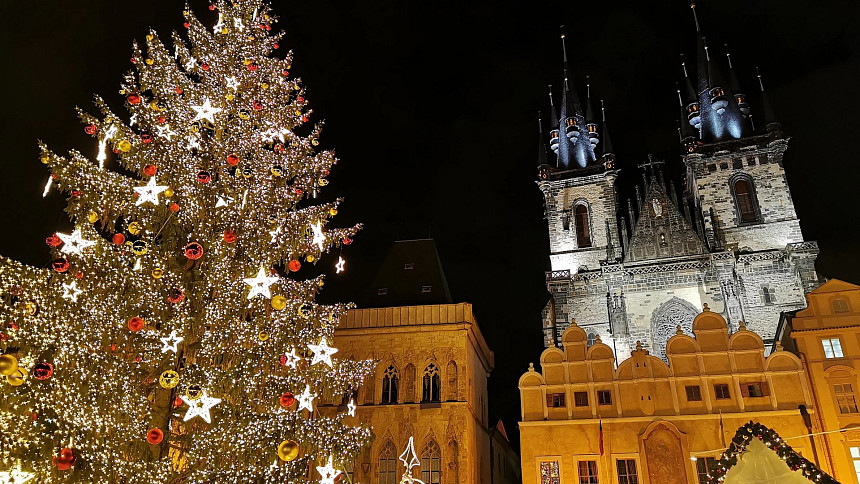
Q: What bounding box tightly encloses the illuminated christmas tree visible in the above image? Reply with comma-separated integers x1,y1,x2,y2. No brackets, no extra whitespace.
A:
0,1,372,482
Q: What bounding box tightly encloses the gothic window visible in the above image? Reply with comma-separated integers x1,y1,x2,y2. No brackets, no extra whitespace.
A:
379,441,397,484
762,286,776,305
574,204,592,248
650,298,699,360
420,440,442,484
586,331,597,346
422,363,441,402
446,361,458,401
732,177,760,224
381,365,399,404
403,364,416,403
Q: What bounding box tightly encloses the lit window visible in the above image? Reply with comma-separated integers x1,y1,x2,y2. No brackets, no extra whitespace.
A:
714,384,731,400
575,204,592,247
597,390,612,406
823,338,844,358
835,384,858,414
377,287,388,296
420,440,442,484
850,446,860,483
733,179,758,223
404,262,414,270
695,457,716,484
381,365,399,404
540,461,560,484
547,393,565,408
741,383,765,398
379,441,397,484
578,460,598,484
833,298,850,314
421,285,432,293
685,385,702,402
616,459,638,484
574,391,589,407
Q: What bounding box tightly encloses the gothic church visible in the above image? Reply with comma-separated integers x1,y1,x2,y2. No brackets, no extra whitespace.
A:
536,5,820,361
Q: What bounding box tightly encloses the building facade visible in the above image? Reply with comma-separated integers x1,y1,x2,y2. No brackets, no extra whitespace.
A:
536,6,820,362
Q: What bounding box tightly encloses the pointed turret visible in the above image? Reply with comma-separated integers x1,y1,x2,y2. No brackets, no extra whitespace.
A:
757,67,779,131
677,83,697,151
691,3,709,95
537,111,549,168
561,32,583,146
726,44,749,115
601,100,615,167
548,85,560,154
681,55,701,133
585,77,599,148
703,36,729,114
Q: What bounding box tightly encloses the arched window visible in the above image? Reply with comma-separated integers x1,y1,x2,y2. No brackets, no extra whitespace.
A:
403,364,416,403
422,363,440,402
379,441,397,484
421,440,442,484
446,361,458,401
586,332,597,346
733,178,759,223
381,365,399,404
574,204,591,247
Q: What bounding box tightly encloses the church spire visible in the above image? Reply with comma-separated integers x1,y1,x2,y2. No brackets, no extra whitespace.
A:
548,85,560,155
725,44,749,116
537,111,549,168
601,100,615,166
677,83,697,151
681,55,701,135
585,76,599,149
757,67,779,130
691,3,709,95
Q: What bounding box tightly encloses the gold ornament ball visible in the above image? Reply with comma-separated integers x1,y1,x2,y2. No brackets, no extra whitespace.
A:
271,295,287,311
329,208,338,216
258,331,269,342
164,188,174,198
318,178,328,186
41,155,50,164
128,222,142,235
311,139,319,146
24,302,37,316
118,140,132,152
243,59,252,66
87,211,99,223
159,370,180,389
298,303,313,318
186,385,203,400
132,240,149,256
270,166,284,177
221,27,229,34
306,255,316,263
277,440,299,461
152,268,164,279
226,93,234,101
261,83,269,90
6,367,27,387
145,58,154,66
150,101,159,110
146,34,154,41
0,354,19,376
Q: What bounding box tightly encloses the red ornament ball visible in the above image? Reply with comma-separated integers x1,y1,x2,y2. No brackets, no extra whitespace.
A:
223,230,237,243
32,362,54,380
208,3,215,10
247,63,258,72
278,354,287,365
279,392,295,408
281,70,289,77
184,242,204,260
173,396,184,407
302,115,309,123
127,317,145,332
168,288,184,304
71,190,82,198
52,258,70,273
297,96,305,103
157,116,166,124
112,233,126,245
274,43,279,49
147,428,164,445
74,270,84,280
143,164,157,177
226,153,240,166
0,334,8,342
46,234,62,247
169,203,180,213
201,62,210,71
343,237,353,246
288,260,301,272
253,100,263,110
53,448,76,471
197,171,212,184
141,133,153,144
294,188,303,196
127,93,141,105
183,22,190,28
84,124,97,135
175,86,183,95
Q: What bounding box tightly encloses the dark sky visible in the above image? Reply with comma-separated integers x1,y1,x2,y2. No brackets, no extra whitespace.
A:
1,1,858,448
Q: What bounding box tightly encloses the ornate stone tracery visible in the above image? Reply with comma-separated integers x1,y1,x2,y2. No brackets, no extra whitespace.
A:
650,297,699,359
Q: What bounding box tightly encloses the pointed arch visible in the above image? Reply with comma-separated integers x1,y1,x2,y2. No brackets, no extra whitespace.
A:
381,365,399,404
446,360,458,401
422,362,441,402
421,439,442,484
378,440,398,484
573,201,592,248
650,297,699,360
729,173,762,225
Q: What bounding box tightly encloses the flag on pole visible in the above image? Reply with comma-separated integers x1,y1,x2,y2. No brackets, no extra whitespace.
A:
598,419,605,455
719,409,726,447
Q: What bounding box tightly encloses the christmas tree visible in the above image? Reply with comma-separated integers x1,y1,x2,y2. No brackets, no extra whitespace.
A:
0,1,373,482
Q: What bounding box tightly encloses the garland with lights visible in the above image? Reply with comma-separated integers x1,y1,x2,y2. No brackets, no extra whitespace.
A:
0,1,373,482
705,421,838,484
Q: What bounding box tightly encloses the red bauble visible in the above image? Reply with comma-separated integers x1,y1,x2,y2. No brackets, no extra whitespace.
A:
288,260,301,272
278,354,287,365
130,57,137,64
279,392,295,408
253,100,263,110
71,190,82,198
127,93,141,105
143,164,157,177
52,258,70,273
281,70,289,77
223,230,237,243
208,3,215,10
128,317,144,332
175,86,183,95
183,22,190,28
74,270,84,280
46,234,62,247
226,153,239,166
197,171,212,184
302,115,309,123
274,43,280,49
140,133,153,144
0,334,8,342
201,62,210,71
32,362,54,380
110,344,117,352
53,448,76,471
342,237,353,246
84,124,97,135
168,288,184,304
247,63,258,71
112,233,126,245
173,396,184,407
147,428,164,445
184,242,204,260
158,116,166,124
294,188,303,195
169,203,180,213
297,96,305,103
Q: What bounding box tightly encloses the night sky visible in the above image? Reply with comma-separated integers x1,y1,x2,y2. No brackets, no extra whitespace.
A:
1,1,858,448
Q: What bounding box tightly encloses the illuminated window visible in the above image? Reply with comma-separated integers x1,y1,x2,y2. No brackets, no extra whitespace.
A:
574,204,592,248
578,460,598,484
833,298,850,314
616,459,638,484
574,391,589,407
835,384,858,414
823,338,844,358
422,363,440,402
381,365,399,404
540,461,560,484
741,382,766,398
695,457,716,484
421,285,432,293
546,393,565,408
377,287,388,296
732,178,759,223
404,262,414,270
597,390,612,405
420,440,442,484
762,286,776,305
685,385,702,402
714,384,731,400
850,446,860,482
379,441,397,484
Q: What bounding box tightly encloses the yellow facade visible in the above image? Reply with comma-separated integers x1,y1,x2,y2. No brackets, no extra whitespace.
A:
786,279,860,483
327,303,496,484
519,306,820,484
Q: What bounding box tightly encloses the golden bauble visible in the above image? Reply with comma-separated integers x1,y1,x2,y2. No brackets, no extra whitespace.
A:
270,166,284,177
159,370,180,389
164,188,174,198
186,385,203,400
24,302,37,316
87,211,99,223
258,331,269,342
145,58,154,65
127,221,142,235
132,240,149,256
271,295,287,311
306,255,316,263
150,101,159,110
0,354,19,376
243,59,252,66
118,140,132,152
311,139,319,146
329,208,338,216
318,178,328,186
298,303,313,318
146,34,154,41
6,367,27,386
221,27,229,34
226,93,234,101
294,109,302,116
152,268,164,279
41,155,50,164
277,440,299,461
261,83,269,90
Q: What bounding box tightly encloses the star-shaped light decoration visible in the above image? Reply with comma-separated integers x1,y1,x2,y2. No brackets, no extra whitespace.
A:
213,13,225,32
226,76,240,90
233,16,245,30
281,347,301,368
129,113,138,126
297,384,316,412
186,136,201,151
57,229,97,255
191,99,222,123
310,221,325,251
160,330,184,353
215,196,232,208
0,461,34,484
316,456,342,484
133,177,169,206
398,436,425,484
269,225,282,243
155,124,176,140
61,281,84,302
180,392,221,423
308,338,338,367
244,265,279,300
347,398,356,417
184,56,197,71
335,256,345,274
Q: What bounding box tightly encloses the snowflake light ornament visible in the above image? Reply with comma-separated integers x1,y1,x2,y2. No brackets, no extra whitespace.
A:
316,456,342,484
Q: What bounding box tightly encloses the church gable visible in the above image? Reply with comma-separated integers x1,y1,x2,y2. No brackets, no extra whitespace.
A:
626,175,707,262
